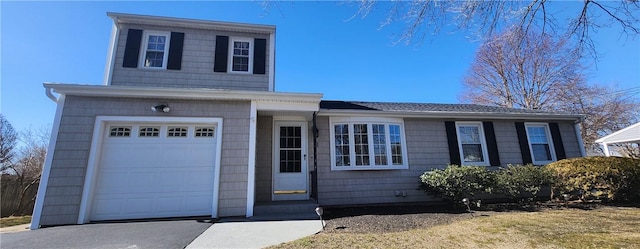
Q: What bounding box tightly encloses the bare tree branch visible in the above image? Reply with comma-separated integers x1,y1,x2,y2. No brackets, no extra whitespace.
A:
351,0,639,58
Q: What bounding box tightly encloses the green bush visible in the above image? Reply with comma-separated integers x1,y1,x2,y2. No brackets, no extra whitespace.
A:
494,164,553,201
547,156,640,202
419,165,494,202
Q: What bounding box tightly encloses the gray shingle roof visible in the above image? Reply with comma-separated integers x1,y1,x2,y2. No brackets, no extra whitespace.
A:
320,100,577,115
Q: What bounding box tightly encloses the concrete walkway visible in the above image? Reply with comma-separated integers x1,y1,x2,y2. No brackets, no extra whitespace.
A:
186,217,323,249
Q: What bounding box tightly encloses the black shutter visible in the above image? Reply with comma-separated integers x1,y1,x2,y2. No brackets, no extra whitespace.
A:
167,32,184,70
214,36,229,72
122,29,143,68
549,123,567,160
445,121,461,165
253,38,267,74
515,122,533,165
483,122,501,166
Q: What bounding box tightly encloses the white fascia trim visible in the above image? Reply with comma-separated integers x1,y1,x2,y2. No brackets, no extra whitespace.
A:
256,100,319,112
31,95,66,230
43,83,323,103
318,110,584,121
77,116,224,224
107,12,275,34
595,121,640,144
103,22,120,85
268,31,275,91
246,101,257,217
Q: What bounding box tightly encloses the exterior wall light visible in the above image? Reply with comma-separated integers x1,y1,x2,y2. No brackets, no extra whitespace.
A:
151,104,170,113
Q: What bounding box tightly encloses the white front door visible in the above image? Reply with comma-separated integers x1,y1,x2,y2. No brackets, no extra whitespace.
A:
272,121,308,201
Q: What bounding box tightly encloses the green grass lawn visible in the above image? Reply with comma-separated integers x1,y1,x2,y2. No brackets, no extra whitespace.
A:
272,207,640,249
0,216,31,228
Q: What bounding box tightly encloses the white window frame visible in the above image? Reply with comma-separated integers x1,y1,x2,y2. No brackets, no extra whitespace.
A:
524,123,557,165
227,37,253,73
139,30,171,69
329,117,409,170
455,122,490,166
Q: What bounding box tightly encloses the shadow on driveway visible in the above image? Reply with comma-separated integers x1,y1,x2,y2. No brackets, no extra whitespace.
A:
1,219,213,249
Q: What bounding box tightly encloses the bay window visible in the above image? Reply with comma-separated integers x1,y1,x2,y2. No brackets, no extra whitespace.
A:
330,117,408,170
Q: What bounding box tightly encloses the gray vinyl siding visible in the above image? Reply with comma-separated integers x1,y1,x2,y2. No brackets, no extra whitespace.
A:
39,96,250,226
316,117,436,206
316,116,584,206
255,116,273,202
110,24,270,90
557,121,582,158
493,120,525,165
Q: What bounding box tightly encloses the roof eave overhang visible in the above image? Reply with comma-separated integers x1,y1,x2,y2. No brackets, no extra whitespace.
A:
107,12,275,35
44,83,322,107
317,109,585,121
595,122,640,144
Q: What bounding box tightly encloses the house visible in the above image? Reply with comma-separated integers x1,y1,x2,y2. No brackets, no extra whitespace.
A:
595,122,640,157
31,12,586,229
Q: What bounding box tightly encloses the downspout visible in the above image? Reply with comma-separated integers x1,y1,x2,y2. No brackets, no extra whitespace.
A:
574,118,587,157
311,111,319,202
45,85,58,102
32,85,65,229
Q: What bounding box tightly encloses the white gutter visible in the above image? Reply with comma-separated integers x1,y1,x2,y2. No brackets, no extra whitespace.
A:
106,12,275,34
317,109,585,121
44,83,323,103
45,85,58,102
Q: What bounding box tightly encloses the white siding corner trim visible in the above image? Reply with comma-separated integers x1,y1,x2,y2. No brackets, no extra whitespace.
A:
31,95,67,230
77,116,224,224
246,101,257,217
268,31,275,91
103,22,120,85
574,122,586,157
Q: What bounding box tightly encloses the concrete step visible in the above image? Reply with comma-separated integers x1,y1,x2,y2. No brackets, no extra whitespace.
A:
253,200,319,217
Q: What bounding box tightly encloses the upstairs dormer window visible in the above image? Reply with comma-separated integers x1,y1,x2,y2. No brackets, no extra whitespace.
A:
214,36,266,75
141,31,170,69
230,38,252,72
122,29,184,70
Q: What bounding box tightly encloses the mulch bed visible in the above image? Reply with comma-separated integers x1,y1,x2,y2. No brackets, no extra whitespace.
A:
319,201,608,234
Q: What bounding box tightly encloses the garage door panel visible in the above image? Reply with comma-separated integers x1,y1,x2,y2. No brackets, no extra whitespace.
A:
155,197,184,213
126,198,155,215
91,122,217,221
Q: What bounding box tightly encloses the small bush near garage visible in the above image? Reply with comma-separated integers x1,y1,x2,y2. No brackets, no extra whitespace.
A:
419,165,494,202
494,164,554,202
547,156,640,202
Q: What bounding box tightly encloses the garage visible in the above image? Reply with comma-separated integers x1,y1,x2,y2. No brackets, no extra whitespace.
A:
89,122,219,221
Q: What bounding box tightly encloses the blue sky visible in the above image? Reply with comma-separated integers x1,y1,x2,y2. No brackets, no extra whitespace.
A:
2,1,639,134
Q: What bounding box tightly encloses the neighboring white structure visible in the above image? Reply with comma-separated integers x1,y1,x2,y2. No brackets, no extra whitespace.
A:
595,122,640,156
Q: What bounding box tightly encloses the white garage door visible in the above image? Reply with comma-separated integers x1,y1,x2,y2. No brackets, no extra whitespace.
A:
90,123,217,221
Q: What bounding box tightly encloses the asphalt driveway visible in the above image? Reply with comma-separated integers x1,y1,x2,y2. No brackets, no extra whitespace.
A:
0,219,213,249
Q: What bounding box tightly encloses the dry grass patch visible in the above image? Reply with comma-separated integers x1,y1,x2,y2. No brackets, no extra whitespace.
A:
0,216,31,228
272,207,640,249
